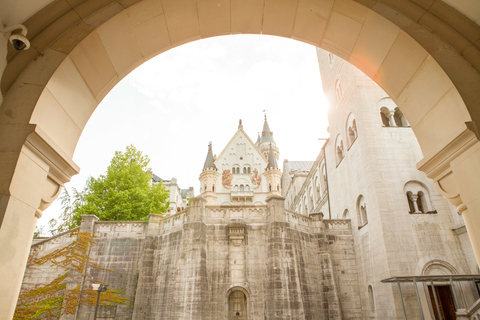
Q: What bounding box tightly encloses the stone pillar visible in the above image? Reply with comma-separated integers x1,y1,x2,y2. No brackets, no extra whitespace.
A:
409,194,421,213
389,110,397,127
418,126,480,266
0,127,79,319
265,195,286,222
450,140,480,266
147,213,163,236
186,196,206,223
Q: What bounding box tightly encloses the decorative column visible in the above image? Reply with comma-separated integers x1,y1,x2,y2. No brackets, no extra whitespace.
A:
0,127,79,319
389,110,397,127
409,194,421,213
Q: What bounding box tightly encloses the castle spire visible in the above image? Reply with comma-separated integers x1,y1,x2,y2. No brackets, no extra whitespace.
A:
260,115,274,143
266,143,278,169
203,142,216,170
258,114,279,161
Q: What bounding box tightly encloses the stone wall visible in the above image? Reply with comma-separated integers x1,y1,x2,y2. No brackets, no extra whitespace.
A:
18,196,359,319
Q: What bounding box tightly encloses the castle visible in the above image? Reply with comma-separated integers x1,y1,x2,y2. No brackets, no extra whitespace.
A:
17,51,479,319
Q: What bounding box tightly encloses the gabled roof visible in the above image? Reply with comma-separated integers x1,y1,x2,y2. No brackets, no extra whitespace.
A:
215,123,267,167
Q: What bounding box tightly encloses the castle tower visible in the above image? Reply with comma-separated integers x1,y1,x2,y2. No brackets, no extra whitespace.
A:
256,115,279,161
199,142,220,205
263,143,282,196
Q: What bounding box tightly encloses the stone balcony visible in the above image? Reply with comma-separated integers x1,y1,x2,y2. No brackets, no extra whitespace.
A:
230,191,254,202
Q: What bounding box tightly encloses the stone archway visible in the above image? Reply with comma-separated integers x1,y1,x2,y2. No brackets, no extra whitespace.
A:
1,0,479,318
226,286,250,320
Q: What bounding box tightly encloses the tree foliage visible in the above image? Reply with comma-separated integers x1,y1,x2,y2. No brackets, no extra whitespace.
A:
52,145,169,231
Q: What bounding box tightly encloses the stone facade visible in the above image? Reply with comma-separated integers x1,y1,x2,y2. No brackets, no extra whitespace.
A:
17,52,480,319
281,49,479,319
23,197,358,319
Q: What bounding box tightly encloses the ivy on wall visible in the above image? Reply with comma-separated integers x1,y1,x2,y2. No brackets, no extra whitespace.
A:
14,232,131,319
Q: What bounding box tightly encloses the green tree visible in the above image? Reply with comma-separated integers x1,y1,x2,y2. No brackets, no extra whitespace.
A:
54,145,169,230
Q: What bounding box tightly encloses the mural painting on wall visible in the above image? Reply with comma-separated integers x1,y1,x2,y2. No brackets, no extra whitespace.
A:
222,169,233,188
250,168,261,188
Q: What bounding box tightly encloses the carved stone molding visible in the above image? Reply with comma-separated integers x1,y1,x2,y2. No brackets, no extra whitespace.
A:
24,126,80,210
417,124,478,210
228,223,246,246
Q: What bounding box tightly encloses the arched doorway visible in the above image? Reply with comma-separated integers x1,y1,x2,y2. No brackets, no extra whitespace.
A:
226,287,250,320
1,1,479,318
228,290,248,320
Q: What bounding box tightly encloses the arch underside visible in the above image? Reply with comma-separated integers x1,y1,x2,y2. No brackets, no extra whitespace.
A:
1,0,478,164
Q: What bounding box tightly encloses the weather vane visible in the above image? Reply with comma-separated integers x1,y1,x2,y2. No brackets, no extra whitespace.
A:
262,109,268,119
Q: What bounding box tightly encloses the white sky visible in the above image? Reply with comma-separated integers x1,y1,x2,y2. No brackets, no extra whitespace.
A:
41,34,330,229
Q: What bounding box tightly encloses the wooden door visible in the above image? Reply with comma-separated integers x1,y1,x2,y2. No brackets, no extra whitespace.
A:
228,290,247,320
428,285,456,320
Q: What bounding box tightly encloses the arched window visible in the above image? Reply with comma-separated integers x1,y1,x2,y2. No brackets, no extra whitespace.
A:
247,167,251,174
234,185,239,191
380,107,391,127
346,113,358,148
269,184,272,192
314,176,320,197
394,107,409,127
404,181,435,214
335,79,343,102
309,187,314,209
321,164,327,193
357,195,368,228
243,167,246,174
328,52,334,64
368,285,375,312
240,185,244,192
342,209,350,219
245,185,250,191
232,166,240,174
335,135,345,165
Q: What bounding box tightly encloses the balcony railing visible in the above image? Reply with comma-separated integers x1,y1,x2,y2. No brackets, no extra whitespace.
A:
231,191,254,202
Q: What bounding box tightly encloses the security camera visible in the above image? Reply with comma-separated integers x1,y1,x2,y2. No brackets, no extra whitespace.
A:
9,34,30,50
2,24,30,51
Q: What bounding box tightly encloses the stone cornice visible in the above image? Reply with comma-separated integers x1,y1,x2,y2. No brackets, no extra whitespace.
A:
25,125,80,186
417,123,478,209
417,124,478,181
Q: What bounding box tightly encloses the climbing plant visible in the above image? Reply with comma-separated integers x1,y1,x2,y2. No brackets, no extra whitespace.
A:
14,231,131,319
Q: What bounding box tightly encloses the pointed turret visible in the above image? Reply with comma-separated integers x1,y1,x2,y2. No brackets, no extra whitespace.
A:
255,132,261,146
260,114,275,144
266,143,278,169
203,142,216,171
199,142,220,205
258,114,280,161
264,143,282,196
